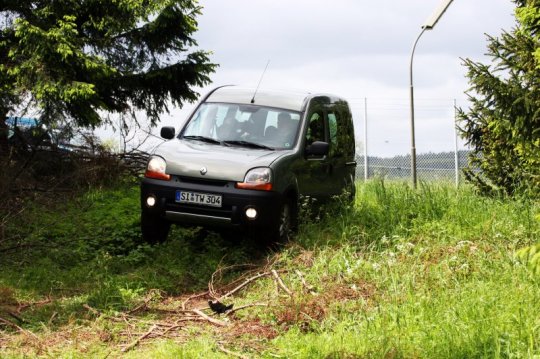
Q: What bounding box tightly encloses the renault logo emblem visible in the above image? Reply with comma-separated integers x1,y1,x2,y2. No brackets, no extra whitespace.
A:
200,167,207,175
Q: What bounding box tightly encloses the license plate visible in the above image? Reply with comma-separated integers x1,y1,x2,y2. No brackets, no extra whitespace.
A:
175,191,222,207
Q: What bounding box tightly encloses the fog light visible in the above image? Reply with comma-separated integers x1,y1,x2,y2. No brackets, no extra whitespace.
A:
245,207,258,220
146,196,156,207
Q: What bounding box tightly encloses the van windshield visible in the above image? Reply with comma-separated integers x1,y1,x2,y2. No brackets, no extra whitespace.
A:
181,103,301,150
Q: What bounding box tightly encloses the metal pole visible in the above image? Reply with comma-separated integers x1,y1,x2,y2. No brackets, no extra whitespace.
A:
409,27,427,189
454,99,459,187
364,97,368,181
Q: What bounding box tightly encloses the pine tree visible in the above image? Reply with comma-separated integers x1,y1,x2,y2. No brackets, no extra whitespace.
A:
0,0,216,155
459,0,540,196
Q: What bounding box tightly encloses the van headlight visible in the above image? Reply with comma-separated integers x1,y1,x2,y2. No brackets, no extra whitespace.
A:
144,156,171,181
236,167,272,191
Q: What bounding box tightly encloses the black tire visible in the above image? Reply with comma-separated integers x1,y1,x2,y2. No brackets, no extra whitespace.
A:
141,211,171,244
267,197,297,244
347,176,356,204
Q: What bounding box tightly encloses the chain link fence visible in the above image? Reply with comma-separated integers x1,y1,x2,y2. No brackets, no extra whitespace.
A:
349,97,472,185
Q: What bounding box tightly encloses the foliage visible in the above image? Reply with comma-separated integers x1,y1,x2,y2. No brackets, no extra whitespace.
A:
0,0,216,131
458,0,540,197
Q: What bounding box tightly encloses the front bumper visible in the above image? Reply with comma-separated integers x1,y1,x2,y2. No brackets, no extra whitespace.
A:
141,176,283,231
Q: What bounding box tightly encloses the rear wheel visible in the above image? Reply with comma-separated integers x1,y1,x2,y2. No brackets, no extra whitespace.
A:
141,211,171,244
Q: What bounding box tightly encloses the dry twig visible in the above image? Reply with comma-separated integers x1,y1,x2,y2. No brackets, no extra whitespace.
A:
226,302,269,316
271,270,293,297
216,342,250,359
295,270,316,294
181,291,209,310
82,303,101,317
0,316,39,341
217,271,272,301
121,324,158,353
191,309,229,327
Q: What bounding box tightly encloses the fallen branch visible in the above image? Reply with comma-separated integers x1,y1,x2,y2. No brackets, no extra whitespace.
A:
295,270,316,294
271,270,293,297
121,324,157,353
82,304,101,317
0,316,39,341
191,309,229,327
17,297,52,313
209,263,258,298
128,289,161,314
216,342,249,359
217,271,272,301
181,291,209,311
226,302,269,316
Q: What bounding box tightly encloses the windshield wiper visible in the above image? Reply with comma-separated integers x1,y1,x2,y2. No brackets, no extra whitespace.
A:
223,140,275,150
183,135,222,145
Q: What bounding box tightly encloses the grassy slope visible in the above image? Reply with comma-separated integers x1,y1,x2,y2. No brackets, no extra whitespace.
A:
0,181,539,358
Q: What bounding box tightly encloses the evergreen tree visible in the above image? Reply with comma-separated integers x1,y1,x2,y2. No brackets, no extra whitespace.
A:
0,0,216,154
459,0,540,196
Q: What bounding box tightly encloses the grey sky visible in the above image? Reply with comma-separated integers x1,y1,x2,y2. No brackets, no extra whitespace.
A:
157,0,516,156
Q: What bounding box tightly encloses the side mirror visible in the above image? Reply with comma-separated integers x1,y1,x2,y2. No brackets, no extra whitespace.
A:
306,141,329,157
160,126,175,140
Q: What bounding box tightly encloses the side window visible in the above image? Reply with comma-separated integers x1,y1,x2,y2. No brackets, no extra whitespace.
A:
327,112,339,156
306,112,325,145
336,103,355,158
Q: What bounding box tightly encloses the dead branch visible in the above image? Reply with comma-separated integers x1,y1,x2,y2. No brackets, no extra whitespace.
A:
82,304,101,317
271,270,293,297
209,261,258,298
216,342,249,359
295,270,316,294
217,271,272,301
226,302,269,316
121,324,157,353
0,316,39,341
17,297,52,313
128,289,161,314
191,309,229,327
181,291,209,311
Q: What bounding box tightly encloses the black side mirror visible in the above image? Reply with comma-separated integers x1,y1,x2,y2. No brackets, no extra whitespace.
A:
160,126,175,140
306,141,329,157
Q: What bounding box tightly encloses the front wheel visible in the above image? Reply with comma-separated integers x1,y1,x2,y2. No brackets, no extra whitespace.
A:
267,197,297,244
141,211,171,244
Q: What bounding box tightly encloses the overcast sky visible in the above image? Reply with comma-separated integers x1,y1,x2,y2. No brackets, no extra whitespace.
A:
156,0,516,156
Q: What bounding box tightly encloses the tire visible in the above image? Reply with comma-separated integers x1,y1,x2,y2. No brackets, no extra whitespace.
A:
267,197,297,244
141,211,171,244
347,176,356,204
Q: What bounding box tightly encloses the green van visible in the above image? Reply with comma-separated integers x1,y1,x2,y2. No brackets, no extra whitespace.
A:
140,86,356,243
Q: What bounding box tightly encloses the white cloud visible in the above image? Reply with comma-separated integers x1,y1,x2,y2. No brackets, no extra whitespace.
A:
155,0,517,156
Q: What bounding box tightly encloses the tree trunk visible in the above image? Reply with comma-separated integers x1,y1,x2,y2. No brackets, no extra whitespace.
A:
0,110,9,160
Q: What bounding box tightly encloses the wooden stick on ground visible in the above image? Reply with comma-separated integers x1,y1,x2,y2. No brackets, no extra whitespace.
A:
181,291,209,311
191,309,229,327
216,343,249,359
271,270,293,297
294,270,316,294
217,271,271,301
0,316,39,341
226,302,269,316
121,324,158,353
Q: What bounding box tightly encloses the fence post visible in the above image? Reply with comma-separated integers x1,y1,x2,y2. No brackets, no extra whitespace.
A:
364,97,368,181
454,99,459,187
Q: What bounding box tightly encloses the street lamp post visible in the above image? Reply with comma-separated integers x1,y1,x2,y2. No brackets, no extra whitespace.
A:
409,0,454,189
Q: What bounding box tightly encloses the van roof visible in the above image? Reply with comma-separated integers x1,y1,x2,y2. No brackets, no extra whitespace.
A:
205,86,345,112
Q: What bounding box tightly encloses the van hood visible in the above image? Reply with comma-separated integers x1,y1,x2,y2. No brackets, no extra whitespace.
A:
153,139,286,181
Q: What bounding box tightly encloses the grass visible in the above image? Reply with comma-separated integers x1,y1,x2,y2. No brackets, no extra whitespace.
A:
0,180,539,358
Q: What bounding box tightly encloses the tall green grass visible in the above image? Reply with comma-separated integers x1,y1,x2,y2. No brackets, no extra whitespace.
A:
1,180,539,358
264,180,540,358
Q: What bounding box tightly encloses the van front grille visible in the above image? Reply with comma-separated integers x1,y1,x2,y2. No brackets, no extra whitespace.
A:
165,202,233,219
174,176,229,187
